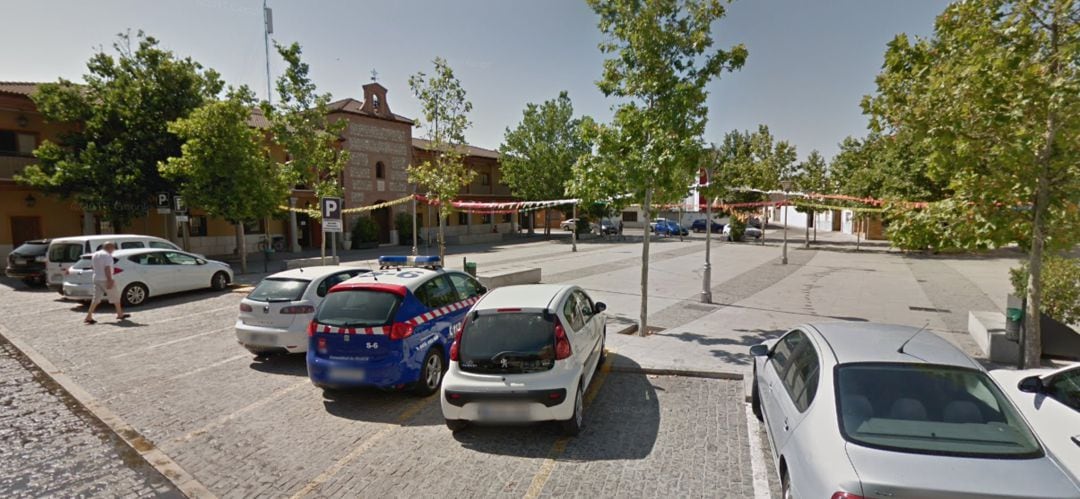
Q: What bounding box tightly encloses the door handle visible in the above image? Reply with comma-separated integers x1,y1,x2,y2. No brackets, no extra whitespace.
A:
783,418,790,431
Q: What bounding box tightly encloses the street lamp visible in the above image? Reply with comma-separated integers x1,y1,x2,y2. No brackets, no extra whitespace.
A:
780,179,792,265
700,166,713,304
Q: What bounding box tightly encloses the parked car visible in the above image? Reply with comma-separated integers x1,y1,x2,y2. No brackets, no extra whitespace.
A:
648,218,670,230
441,284,606,435
597,219,618,235
46,234,182,292
62,248,233,307
992,363,1080,481
560,219,578,231
306,256,486,396
722,224,762,241
653,220,688,236
235,266,370,356
5,239,50,286
749,323,1080,498
690,219,724,233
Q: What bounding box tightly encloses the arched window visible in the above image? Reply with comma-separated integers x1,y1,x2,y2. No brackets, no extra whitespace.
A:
375,161,385,179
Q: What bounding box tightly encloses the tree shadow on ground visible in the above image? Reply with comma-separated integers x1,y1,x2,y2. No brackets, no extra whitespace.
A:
449,353,660,461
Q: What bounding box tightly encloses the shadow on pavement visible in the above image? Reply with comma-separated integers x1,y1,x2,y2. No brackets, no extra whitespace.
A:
0,276,51,292
249,353,307,377
449,353,660,461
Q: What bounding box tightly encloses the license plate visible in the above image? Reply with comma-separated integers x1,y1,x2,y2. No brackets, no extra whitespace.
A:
248,333,276,345
329,367,365,382
14,258,26,265
478,403,530,421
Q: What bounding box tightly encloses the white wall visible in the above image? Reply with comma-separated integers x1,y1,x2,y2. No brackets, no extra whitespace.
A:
772,206,835,232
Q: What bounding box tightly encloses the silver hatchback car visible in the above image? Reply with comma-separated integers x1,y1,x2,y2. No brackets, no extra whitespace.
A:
750,323,1079,499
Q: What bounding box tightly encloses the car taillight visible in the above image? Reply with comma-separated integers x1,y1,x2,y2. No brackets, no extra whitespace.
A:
831,493,866,499
280,305,315,314
112,268,123,274
240,303,253,312
554,320,572,360
307,321,318,337
389,322,414,341
449,327,463,361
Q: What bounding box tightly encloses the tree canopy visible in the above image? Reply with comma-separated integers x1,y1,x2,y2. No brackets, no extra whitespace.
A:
500,91,593,203
18,31,223,228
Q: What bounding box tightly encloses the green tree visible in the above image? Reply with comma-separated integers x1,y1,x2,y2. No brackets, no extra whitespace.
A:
261,42,349,199
500,91,594,236
408,57,476,262
18,31,223,229
863,0,1080,367
570,0,747,335
160,87,288,273
795,150,828,244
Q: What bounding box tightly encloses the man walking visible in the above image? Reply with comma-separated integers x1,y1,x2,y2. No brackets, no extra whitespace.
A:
84,241,129,324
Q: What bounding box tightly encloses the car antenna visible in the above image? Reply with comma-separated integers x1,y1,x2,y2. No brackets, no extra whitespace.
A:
897,322,930,355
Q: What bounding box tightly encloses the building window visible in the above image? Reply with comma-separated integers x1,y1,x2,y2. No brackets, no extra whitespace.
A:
375,161,385,179
623,211,638,222
481,214,492,224
243,219,266,234
0,130,36,156
503,214,512,223
178,216,209,238
458,212,468,226
479,172,490,186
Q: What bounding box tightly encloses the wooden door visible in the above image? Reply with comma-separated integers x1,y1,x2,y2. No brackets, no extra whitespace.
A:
10,216,42,247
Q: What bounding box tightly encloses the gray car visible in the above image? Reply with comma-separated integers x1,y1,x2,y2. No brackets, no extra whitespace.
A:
750,323,1079,498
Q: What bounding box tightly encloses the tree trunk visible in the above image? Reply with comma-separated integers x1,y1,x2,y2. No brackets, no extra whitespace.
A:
1024,12,1062,370
438,208,446,263
639,188,652,337
528,211,535,236
544,208,551,237
805,211,811,248
236,223,247,274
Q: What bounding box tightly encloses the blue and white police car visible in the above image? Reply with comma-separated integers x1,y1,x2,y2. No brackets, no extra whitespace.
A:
306,256,487,395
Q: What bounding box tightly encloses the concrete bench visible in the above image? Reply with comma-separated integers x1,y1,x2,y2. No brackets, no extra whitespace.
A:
284,256,340,270
477,267,541,290
968,311,1019,364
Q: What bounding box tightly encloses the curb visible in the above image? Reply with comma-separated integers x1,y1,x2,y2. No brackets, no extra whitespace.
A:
607,363,744,381
0,325,215,499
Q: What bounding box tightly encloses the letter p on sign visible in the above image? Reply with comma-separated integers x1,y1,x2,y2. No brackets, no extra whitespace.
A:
321,197,342,220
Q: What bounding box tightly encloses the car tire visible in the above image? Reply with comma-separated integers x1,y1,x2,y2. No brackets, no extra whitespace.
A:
412,348,444,396
751,378,763,422
121,282,148,307
210,271,230,291
445,419,468,432
561,382,584,437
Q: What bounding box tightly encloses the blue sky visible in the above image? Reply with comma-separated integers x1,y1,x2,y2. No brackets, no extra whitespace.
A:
3,0,949,160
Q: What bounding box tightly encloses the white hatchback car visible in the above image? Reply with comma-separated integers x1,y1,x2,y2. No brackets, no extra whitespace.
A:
235,266,369,356
992,363,1080,481
440,284,606,436
62,248,233,306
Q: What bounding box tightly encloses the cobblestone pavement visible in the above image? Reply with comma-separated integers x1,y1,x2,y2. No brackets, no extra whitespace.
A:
0,335,178,498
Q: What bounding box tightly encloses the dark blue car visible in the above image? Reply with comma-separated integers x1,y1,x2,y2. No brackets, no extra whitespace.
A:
690,219,724,233
654,220,689,236
307,256,486,395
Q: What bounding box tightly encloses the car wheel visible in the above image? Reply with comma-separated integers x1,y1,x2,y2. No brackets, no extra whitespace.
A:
121,282,148,307
210,271,230,291
412,348,444,396
445,419,468,432
751,378,763,422
561,382,584,436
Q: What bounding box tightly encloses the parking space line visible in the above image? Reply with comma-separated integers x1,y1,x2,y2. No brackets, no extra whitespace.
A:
169,354,249,381
170,379,310,445
744,404,772,499
288,396,435,499
107,326,231,360
523,351,614,499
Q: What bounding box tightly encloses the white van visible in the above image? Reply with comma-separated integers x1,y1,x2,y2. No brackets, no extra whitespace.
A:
45,234,181,292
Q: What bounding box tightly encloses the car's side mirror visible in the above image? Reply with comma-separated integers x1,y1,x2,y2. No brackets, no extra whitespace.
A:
1018,375,1044,394
196,259,207,265
749,344,770,357
594,302,607,314
476,285,487,295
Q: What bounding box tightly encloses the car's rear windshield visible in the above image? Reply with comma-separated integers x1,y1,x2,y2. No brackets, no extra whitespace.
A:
836,363,1041,458
459,312,555,374
13,242,49,257
248,278,310,302
49,243,85,263
315,290,400,328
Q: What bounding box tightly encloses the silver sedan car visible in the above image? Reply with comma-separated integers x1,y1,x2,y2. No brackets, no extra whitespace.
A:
750,323,1079,498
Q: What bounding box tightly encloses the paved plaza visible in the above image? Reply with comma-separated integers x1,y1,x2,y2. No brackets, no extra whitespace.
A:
0,229,1023,498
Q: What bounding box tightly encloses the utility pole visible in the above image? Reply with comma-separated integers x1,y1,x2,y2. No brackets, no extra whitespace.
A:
700,164,713,304
780,179,792,265
263,0,273,105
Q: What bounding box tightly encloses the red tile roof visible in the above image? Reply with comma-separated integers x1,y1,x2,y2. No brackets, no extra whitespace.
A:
0,81,43,97
326,98,414,124
412,138,499,160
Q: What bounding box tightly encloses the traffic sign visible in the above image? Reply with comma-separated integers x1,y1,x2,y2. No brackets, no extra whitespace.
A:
323,219,343,233
173,195,188,215
176,215,190,223
156,192,172,214
321,197,342,221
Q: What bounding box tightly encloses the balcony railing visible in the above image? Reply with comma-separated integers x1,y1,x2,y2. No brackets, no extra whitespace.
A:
0,155,36,180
